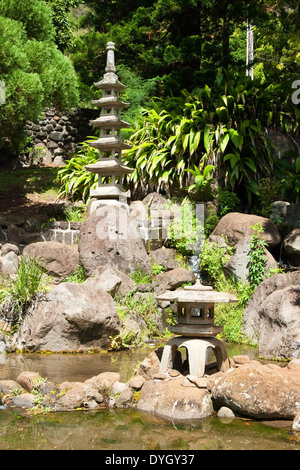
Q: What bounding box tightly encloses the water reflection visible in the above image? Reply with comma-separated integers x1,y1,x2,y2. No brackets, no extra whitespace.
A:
1,343,298,451
0,343,263,385
0,345,158,384
0,408,299,451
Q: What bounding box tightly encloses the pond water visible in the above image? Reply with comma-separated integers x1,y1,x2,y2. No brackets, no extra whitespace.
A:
1,343,300,451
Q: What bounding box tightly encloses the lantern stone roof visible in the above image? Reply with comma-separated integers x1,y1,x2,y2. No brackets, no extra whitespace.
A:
157,280,238,304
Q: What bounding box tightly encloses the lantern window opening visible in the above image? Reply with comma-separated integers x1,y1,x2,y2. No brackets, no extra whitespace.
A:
191,307,204,318
178,306,185,318
207,307,214,319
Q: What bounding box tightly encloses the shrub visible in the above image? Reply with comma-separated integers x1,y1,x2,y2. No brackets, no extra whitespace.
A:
0,255,46,327
0,0,79,153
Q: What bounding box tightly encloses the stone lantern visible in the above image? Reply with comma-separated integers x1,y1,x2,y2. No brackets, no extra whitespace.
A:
86,42,133,211
157,280,238,378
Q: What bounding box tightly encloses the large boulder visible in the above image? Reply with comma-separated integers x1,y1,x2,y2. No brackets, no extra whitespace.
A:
283,228,300,266
85,266,136,299
243,272,300,359
223,236,278,283
78,206,151,277
212,360,300,420
23,241,79,282
210,212,281,248
9,280,121,352
149,246,179,271
137,376,213,420
152,267,196,294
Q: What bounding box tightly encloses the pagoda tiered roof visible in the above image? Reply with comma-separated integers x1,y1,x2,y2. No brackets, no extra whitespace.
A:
86,41,133,202
86,159,133,176
92,95,129,109
94,73,127,91
88,136,131,152
90,115,131,130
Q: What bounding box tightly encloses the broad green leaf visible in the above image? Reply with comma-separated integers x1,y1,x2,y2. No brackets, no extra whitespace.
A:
182,133,189,152
204,124,211,152
220,133,230,153
244,158,257,172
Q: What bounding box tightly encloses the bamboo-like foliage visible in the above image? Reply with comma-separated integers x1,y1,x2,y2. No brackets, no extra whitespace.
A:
123,73,299,203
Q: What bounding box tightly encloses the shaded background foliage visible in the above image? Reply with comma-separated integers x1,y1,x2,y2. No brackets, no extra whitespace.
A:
0,0,299,211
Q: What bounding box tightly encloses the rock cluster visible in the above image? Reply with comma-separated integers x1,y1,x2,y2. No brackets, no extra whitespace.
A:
25,107,98,166
2,353,300,431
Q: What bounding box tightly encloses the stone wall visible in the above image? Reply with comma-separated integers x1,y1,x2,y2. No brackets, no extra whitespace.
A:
41,221,81,245
25,107,99,166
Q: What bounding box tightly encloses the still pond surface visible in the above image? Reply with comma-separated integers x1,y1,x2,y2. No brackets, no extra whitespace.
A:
0,344,300,451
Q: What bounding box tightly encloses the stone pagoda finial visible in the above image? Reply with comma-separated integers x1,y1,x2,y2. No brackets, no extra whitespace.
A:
105,41,116,73
85,42,133,211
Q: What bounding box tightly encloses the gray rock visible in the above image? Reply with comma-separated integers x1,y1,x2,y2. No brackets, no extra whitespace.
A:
283,228,300,266
89,265,136,298
0,250,19,275
9,393,35,409
137,376,213,420
152,267,196,294
257,285,300,360
49,131,64,142
243,271,300,360
115,387,133,408
23,241,79,282
210,212,281,247
223,237,278,283
212,360,300,420
217,406,235,419
149,246,179,271
78,206,151,277
10,281,121,352
0,380,23,394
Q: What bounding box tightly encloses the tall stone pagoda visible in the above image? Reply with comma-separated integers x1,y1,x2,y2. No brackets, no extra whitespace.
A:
86,42,133,207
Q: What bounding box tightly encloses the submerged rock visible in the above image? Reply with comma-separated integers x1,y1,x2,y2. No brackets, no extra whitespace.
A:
137,376,213,420
2,354,300,425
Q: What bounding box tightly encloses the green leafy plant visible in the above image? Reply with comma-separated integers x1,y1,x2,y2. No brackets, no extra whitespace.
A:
129,267,152,285
256,177,282,217
123,72,298,206
151,263,165,275
64,265,85,284
185,164,216,201
63,205,86,222
57,138,99,203
169,198,204,256
113,292,162,349
0,255,46,326
280,155,300,203
248,222,268,288
217,188,241,217
199,238,254,344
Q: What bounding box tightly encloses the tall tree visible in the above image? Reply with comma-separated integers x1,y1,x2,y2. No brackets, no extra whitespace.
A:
71,0,270,95
0,0,79,155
